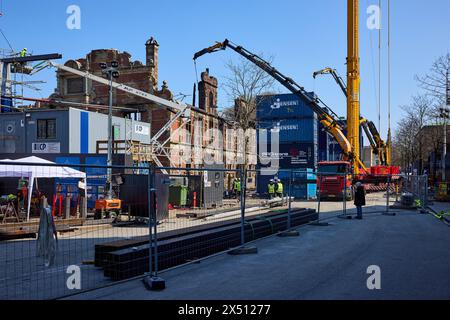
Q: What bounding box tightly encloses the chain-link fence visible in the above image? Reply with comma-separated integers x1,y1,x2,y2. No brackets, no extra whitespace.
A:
0,160,402,299
396,174,429,208
0,160,153,299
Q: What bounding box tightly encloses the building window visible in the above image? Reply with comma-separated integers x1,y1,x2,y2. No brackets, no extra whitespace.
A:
37,119,57,139
66,77,84,94
209,92,214,110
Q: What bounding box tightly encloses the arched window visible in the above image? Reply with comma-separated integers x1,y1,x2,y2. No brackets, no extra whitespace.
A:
209,92,214,110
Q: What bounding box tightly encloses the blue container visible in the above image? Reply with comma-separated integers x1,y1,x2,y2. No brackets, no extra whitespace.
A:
0,96,13,112
256,168,316,197
292,168,317,181
256,93,316,120
307,183,317,199
290,183,317,200
258,118,318,143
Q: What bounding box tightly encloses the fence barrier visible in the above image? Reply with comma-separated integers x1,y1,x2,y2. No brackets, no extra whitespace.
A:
0,160,426,299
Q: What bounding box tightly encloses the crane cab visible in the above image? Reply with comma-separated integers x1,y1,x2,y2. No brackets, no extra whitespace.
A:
317,161,353,200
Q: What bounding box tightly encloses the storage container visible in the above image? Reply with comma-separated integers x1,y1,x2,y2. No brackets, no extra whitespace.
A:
258,118,318,143
256,93,316,120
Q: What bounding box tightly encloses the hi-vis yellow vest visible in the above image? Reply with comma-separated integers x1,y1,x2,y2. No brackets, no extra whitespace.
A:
277,182,283,193
268,183,275,194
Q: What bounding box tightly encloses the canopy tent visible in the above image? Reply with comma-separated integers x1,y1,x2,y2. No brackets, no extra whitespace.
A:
0,156,86,221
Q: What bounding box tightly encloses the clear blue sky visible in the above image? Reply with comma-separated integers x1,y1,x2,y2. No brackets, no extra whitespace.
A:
1,0,449,140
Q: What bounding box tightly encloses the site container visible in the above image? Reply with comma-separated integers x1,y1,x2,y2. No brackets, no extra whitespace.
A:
256,93,316,120
289,182,317,200
258,118,318,143
256,168,316,198
187,164,225,209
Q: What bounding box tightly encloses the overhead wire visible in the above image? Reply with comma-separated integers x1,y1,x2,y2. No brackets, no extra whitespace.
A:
0,28,14,54
388,0,391,135
378,0,382,134
365,0,380,137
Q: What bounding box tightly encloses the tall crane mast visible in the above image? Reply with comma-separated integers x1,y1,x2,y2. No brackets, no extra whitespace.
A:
347,0,361,175
193,39,368,173
313,67,390,166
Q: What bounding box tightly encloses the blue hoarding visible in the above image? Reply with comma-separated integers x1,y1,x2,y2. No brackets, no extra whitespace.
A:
256,93,316,120
258,142,317,169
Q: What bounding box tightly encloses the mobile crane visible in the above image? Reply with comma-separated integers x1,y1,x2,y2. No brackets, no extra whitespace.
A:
194,39,368,176
313,67,390,166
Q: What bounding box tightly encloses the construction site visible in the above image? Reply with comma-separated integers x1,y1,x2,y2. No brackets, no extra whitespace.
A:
0,0,449,303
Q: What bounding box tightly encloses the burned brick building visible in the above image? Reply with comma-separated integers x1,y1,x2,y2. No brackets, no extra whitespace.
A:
51,37,160,123
47,36,256,187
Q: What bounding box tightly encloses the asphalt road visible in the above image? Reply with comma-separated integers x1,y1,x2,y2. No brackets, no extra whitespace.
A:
66,207,450,300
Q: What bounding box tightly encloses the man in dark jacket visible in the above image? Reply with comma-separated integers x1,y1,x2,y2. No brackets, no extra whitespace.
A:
354,182,366,220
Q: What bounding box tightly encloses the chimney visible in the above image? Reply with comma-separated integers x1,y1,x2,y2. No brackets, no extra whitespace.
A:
145,37,159,92
198,68,218,114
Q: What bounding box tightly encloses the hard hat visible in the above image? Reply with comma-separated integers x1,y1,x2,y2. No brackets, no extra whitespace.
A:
270,179,274,182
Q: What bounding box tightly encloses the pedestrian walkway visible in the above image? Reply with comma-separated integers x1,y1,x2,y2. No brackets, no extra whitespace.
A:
66,207,450,300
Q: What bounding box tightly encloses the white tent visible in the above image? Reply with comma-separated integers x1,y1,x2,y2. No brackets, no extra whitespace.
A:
0,156,87,221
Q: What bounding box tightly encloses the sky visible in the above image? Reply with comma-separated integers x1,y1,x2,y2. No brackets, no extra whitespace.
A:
1,0,449,141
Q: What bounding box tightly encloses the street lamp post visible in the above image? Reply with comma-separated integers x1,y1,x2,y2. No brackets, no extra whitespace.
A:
444,71,450,183
100,61,120,199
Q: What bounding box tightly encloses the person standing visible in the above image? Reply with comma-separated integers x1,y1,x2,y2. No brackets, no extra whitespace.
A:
267,179,276,199
275,178,284,198
234,178,241,200
354,182,366,220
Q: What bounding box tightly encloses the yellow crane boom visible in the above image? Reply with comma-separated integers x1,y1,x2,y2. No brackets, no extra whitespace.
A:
347,0,361,174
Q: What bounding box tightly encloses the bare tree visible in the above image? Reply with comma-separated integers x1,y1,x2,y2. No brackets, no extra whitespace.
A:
221,56,276,125
220,55,277,170
393,95,436,174
415,52,450,105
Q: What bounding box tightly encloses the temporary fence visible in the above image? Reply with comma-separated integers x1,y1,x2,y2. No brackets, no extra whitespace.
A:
396,174,429,208
0,160,403,300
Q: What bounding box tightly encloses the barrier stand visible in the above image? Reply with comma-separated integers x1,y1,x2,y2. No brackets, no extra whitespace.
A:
143,164,165,291
278,170,300,237
229,168,258,255
343,173,348,215
64,196,70,220
311,174,330,226
383,175,396,216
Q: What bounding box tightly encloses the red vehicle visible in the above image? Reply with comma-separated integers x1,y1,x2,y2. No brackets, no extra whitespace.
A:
317,161,353,200
318,161,401,200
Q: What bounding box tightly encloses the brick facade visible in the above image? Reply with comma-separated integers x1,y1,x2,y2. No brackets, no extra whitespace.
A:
49,37,256,185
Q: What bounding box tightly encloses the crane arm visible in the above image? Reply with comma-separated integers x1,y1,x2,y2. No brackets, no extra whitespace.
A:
194,39,368,173
47,61,192,175
48,61,187,113
367,120,388,165
313,68,347,97
360,118,377,153
314,66,391,166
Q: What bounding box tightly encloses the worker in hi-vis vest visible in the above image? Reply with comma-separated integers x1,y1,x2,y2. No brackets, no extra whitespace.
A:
233,178,241,199
268,179,276,199
20,48,27,57
275,178,283,198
